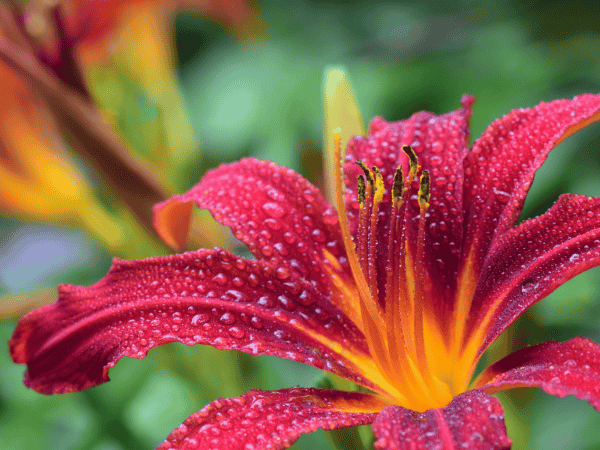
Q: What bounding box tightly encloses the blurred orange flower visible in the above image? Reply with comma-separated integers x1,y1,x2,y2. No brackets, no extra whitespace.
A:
0,0,257,235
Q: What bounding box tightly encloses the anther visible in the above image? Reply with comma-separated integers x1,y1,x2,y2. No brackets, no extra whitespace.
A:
357,175,366,206
402,145,419,176
392,166,404,201
418,170,430,206
356,161,374,185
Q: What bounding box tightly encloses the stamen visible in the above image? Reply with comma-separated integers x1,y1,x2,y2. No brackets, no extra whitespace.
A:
357,174,370,274
332,131,384,331
402,145,419,181
385,166,406,366
368,167,385,300
356,161,374,184
357,174,366,205
414,170,431,374
392,166,404,202
395,169,415,360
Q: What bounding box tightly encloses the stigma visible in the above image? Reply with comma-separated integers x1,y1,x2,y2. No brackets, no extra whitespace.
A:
330,131,452,411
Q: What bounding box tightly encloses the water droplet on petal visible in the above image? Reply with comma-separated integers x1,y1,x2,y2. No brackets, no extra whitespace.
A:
220,313,236,325
276,267,291,280
225,290,246,302
311,229,326,243
493,187,511,204
521,280,537,294
262,202,285,218
172,312,183,324
298,290,316,306
192,313,211,326
322,208,339,226
228,327,245,339
212,273,228,286
278,294,297,311
250,316,264,329
257,295,276,308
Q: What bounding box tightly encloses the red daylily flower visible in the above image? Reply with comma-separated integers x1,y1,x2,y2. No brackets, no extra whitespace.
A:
10,94,600,449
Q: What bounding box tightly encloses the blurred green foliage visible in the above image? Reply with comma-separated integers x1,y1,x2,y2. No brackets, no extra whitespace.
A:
2,0,600,449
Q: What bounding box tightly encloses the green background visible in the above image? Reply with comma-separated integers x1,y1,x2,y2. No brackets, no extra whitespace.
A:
2,0,600,448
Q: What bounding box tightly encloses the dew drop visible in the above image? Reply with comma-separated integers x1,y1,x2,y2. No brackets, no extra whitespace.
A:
278,294,297,311
267,188,281,201
212,273,228,286
521,280,537,294
262,202,285,218
220,313,236,325
303,190,315,202
569,253,580,263
283,231,297,244
311,228,326,243
493,187,511,204
321,208,339,226
225,290,246,302
430,155,442,166
257,295,276,308
172,312,183,324
192,313,211,326
228,327,245,339
245,410,261,419
250,316,264,329
265,218,282,230
298,290,316,306
187,306,196,315
276,267,291,280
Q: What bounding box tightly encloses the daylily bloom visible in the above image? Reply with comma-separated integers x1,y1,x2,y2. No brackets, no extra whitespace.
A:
10,94,600,449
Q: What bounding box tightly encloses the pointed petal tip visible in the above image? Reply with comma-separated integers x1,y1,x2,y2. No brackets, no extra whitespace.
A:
153,196,195,250
461,93,476,112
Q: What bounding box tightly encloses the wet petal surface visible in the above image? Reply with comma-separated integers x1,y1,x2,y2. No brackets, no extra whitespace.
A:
461,94,600,278
10,249,377,395
157,388,385,450
154,158,347,294
475,337,600,411
467,194,600,352
372,390,511,450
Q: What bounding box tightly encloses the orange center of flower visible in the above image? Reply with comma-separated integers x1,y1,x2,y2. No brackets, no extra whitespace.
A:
328,131,458,412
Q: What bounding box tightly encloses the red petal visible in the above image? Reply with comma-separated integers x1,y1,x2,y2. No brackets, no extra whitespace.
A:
342,96,474,327
475,337,600,412
9,249,375,395
466,194,600,352
153,158,346,293
462,94,600,278
372,390,511,450
157,387,385,450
